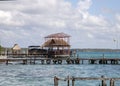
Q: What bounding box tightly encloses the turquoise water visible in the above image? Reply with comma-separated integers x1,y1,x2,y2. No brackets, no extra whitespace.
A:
0,51,120,86
0,64,120,86
76,51,120,58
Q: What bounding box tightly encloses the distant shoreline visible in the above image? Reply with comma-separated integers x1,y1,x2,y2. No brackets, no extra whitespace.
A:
2,47,120,53
71,48,120,52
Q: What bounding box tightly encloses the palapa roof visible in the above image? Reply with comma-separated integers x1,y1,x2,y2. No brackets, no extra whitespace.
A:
12,44,21,50
45,32,70,38
42,39,70,47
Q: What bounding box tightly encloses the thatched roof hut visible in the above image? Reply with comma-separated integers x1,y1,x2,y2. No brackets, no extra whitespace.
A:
42,32,71,57
12,44,21,54
45,32,70,38
42,39,70,47
12,44,21,50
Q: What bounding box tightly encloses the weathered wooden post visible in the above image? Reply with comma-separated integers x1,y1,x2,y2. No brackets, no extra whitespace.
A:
23,59,27,64
33,57,36,64
110,79,115,86
54,76,59,86
41,60,44,64
30,57,32,64
6,60,8,65
72,77,75,86
75,58,80,64
101,76,106,86
25,59,27,64
23,60,25,64
67,76,70,86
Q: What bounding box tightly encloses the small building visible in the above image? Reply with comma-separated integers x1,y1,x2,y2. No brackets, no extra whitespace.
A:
28,46,47,55
42,32,71,58
12,44,21,55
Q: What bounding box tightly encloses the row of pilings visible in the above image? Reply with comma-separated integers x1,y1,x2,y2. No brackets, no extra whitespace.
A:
88,59,119,65
28,58,80,65
1,57,120,65
54,76,120,86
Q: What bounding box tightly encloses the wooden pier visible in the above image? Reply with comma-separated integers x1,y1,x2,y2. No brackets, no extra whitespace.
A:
0,56,120,65
54,76,120,86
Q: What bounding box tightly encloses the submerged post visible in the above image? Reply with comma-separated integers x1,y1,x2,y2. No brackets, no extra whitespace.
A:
23,59,27,64
33,57,36,64
6,60,8,65
72,77,75,86
54,76,59,86
67,76,70,86
101,76,106,86
110,79,115,86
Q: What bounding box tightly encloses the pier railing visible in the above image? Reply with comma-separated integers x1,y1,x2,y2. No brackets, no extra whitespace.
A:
54,76,120,86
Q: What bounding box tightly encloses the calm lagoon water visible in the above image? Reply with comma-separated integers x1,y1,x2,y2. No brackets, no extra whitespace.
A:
0,51,120,86
0,64,120,86
76,51,120,58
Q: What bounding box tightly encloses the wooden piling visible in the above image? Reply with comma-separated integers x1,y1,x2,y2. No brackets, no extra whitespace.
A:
6,60,8,65
67,76,70,86
101,76,106,86
53,59,57,64
66,59,71,64
75,58,80,64
41,60,44,64
23,60,27,64
33,57,36,64
1,57,120,65
54,76,59,86
110,79,115,86
46,59,51,64
72,77,75,86
30,58,32,64
58,59,62,64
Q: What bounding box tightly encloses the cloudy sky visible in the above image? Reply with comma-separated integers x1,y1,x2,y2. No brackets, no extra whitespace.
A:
0,0,120,49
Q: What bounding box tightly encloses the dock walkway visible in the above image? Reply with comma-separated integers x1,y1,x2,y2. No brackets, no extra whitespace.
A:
0,56,120,65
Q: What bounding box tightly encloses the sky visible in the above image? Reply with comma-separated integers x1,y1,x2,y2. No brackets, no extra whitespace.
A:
0,0,120,49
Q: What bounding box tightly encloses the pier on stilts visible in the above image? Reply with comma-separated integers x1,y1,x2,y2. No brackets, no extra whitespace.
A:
1,33,120,65
1,55,120,65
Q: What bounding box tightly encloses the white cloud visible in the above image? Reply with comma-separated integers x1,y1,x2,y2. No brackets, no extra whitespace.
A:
0,10,25,26
116,14,120,22
0,0,119,48
77,0,92,11
87,33,94,38
115,14,120,32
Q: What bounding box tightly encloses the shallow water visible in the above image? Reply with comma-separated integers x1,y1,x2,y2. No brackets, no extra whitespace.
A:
76,51,120,58
0,64,120,86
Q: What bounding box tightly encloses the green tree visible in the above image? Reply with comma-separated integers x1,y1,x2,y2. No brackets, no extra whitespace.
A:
0,45,2,55
0,45,4,55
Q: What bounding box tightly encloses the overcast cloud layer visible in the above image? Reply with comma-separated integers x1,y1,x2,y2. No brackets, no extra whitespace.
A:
0,0,120,48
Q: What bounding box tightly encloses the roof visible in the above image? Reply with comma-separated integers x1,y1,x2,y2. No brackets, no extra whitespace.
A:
28,46,40,47
45,32,70,38
12,44,21,50
42,39,70,47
